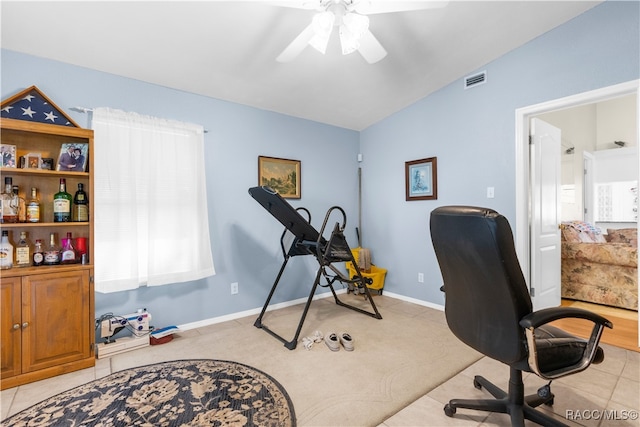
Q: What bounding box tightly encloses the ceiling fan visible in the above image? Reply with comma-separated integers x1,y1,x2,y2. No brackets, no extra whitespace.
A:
274,0,448,64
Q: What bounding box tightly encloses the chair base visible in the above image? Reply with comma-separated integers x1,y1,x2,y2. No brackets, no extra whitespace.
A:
444,367,568,427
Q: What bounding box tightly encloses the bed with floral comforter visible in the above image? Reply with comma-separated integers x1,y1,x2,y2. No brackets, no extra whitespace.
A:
561,223,637,311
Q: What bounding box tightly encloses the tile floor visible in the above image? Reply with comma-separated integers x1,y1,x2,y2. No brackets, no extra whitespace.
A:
380,344,639,427
1,301,638,426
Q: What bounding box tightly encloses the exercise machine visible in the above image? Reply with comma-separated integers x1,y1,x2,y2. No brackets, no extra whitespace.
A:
249,186,382,349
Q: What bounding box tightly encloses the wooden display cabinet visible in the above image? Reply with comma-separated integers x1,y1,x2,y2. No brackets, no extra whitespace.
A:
1,267,94,390
0,112,95,390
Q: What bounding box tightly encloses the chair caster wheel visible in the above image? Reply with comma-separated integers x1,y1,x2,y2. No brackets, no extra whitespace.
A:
473,378,482,390
537,384,551,399
444,403,456,417
544,397,554,406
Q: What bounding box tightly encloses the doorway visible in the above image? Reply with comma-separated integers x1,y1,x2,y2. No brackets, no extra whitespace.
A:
515,79,640,348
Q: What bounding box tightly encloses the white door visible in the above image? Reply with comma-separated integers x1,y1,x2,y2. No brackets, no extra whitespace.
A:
530,118,562,310
583,151,595,224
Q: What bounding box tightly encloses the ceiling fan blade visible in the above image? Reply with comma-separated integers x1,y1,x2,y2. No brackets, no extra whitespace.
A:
357,29,387,64
268,1,323,11
276,23,315,63
354,0,449,15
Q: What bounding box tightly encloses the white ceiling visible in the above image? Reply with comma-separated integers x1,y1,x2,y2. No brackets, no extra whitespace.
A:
1,1,602,131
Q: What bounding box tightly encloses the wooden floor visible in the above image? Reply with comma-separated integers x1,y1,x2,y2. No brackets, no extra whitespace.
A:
550,299,639,352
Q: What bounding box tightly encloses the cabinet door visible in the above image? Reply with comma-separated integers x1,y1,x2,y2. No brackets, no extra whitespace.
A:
22,270,91,373
1,276,22,378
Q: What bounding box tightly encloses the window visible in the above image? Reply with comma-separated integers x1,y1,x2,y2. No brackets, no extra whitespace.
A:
92,108,215,293
595,181,638,222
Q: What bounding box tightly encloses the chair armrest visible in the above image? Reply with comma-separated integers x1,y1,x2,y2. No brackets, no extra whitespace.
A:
520,307,613,330
520,307,612,380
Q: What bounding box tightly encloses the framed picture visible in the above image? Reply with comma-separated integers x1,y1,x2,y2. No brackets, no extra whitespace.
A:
41,158,54,170
1,144,17,168
405,157,437,201
24,152,43,169
258,156,301,199
57,143,88,172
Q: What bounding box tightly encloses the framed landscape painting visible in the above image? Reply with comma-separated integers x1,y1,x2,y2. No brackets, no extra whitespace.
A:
258,156,301,199
405,157,437,201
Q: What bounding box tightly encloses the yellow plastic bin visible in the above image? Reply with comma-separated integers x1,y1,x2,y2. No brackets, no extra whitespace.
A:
346,247,387,294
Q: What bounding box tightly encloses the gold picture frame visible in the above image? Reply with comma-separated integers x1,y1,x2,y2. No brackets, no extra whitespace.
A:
258,156,301,199
405,157,437,201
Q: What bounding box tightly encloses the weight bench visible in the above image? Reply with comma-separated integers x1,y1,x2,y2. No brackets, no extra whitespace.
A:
249,186,382,350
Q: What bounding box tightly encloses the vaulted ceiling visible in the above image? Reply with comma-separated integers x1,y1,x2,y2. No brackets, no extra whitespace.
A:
1,1,602,130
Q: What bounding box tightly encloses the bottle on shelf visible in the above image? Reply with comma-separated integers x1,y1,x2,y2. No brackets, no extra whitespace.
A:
0,230,14,269
75,236,87,263
1,177,19,223
60,232,76,264
73,183,89,222
32,239,44,267
27,187,41,223
12,185,26,223
53,178,72,222
15,231,31,268
43,233,61,265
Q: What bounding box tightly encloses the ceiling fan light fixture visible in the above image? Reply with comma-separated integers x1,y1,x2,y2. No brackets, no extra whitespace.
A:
308,11,335,54
339,12,369,55
343,12,369,36
276,0,448,63
339,25,359,54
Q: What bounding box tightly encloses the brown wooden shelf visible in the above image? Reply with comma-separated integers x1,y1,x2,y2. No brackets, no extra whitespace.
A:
0,167,89,179
0,222,89,228
1,263,93,278
1,101,95,390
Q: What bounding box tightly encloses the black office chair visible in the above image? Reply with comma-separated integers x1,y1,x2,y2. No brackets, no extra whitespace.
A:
430,206,613,427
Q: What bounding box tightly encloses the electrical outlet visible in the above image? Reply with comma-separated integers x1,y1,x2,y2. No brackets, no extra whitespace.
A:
418,273,424,283
230,282,239,295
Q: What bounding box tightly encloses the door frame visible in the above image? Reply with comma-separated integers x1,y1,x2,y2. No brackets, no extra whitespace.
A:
515,80,639,344
583,151,595,225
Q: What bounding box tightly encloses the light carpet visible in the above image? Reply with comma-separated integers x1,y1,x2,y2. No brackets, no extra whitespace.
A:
108,295,482,426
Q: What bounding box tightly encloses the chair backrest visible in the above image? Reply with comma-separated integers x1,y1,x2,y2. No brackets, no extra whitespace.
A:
430,206,533,364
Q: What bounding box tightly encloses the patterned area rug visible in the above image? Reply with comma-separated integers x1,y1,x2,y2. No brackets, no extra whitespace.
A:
5,359,296,427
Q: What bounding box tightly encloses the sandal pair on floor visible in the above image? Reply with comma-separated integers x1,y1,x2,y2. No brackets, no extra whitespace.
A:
302,330,324,350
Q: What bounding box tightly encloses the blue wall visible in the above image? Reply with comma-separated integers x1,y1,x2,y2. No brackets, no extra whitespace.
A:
359,0,639,305
1,50,361,329
2,1,638,328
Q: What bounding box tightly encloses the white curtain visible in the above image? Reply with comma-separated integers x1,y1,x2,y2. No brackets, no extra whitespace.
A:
92,108,215,293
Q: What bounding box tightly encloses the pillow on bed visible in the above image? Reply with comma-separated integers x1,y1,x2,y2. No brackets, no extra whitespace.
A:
562,221,606,243
606,228,638,246
561,225,582,242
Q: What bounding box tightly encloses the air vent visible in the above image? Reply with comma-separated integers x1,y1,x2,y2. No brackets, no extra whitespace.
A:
464,71,487,89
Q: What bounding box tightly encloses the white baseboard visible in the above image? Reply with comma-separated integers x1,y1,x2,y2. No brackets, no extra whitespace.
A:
178,288,443,332
382,290,444,311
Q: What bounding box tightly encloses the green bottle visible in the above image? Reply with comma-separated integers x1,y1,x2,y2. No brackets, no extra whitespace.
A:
53,178,72,222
